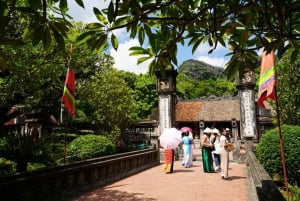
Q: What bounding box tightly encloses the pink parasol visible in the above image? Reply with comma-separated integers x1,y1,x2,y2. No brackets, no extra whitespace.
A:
160,128,182,149
180,127,192,132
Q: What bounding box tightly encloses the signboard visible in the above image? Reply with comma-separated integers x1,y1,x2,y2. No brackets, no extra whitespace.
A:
159,95,171,134
240,90,257,138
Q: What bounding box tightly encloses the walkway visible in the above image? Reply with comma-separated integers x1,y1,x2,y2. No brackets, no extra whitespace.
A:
70,148,248,201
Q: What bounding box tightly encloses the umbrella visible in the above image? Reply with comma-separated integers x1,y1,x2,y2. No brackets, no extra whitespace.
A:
180,126,192,132
160,128,182,149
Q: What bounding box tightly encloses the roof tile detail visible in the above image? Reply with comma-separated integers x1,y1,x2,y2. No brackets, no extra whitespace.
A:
176,99,240,122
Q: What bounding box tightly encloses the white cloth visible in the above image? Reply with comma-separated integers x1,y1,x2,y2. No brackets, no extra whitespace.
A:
220,135,230,177
212,136,221,154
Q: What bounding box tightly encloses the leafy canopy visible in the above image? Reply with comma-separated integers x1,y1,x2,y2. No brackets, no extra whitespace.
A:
77,0,300,79
1,0,300,79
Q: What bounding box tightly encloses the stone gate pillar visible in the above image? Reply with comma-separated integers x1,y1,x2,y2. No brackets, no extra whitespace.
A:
236,69,257,159
155,69,178,134
156,69,178,160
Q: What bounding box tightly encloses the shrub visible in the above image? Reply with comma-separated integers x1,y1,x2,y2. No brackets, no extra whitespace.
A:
67,134,116,162
27,162,46,171
256,125,300,185
0,157,16,176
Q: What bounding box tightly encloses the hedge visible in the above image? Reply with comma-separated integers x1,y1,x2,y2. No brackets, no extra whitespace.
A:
256,125,300,185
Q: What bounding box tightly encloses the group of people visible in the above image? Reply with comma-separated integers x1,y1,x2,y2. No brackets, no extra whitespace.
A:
163,127,234,181
163,129,195,173
201,127,233,180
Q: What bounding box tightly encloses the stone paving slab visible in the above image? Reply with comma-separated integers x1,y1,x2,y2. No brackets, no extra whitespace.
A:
70,148,248,201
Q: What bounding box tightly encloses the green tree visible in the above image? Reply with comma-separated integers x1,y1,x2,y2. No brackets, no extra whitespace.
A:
177,74,237,99
213,79,237,97
276,55,300,125
0,23,107,172
176,73,198,99
2,1,300,80
79,66,136,133
132,74,158,120
256,125,300,185
0,0,73,75
77,0,300,79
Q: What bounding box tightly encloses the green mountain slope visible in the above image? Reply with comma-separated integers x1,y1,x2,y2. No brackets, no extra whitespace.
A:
178,59,225,80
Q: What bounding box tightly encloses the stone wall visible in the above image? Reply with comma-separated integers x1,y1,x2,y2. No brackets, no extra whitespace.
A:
246,151,285,201
0,149,160,201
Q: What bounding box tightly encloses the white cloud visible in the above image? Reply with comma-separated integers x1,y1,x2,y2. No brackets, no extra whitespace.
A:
110,39,150,74
194,42,228,55
68,1,149,74
192,43,230,68
67,0,106,23
196,55,228,68
67,1,230,72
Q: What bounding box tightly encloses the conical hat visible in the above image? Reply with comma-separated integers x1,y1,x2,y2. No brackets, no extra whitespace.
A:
212,128,219,134
203,127,212,133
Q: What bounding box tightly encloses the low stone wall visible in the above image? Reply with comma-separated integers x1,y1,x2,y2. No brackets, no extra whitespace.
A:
246,151,285,201
0,149,160,201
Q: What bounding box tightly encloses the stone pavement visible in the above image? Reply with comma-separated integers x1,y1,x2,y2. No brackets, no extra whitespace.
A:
70,148,248,201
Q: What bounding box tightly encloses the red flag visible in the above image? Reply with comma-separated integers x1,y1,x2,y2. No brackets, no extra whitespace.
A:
62,68,75,118
257,50,276,108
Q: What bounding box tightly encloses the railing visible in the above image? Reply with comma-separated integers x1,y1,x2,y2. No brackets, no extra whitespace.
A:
246,150,285,201
0,148,160,201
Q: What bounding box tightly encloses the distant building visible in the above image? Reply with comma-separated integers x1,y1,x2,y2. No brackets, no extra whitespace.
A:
175,97,273,141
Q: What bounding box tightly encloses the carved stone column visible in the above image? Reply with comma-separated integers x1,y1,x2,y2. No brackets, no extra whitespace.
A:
156,69,178,159
236,69,257,160
156,69,178,134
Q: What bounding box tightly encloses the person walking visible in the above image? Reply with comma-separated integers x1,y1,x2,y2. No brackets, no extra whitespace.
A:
201,127,215,173
181,131,193,167
164,149,175,173
220,128,232,180
211,128,221,172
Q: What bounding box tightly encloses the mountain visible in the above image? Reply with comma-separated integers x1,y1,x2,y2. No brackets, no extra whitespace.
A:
178,59,225,80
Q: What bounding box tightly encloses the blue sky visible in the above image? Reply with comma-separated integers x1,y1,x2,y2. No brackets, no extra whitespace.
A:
67,0,230,74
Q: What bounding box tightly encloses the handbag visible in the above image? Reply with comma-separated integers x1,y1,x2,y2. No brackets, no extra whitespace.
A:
224,143,234,152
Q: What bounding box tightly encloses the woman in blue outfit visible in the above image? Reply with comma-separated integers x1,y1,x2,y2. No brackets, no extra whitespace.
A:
182,131,193,167
201,127,215,173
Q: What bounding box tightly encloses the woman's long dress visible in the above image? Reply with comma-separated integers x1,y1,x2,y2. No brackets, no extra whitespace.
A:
220,135,230,177
164,149,175,173
201,135,215,173
182,136,192,167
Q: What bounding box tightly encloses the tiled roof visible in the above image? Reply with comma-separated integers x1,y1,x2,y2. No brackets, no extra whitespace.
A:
175,100,203,122
176,98,241,122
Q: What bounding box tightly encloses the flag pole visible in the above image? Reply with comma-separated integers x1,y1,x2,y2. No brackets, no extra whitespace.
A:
60,104,64,125
274,86,289,197
258,49,288,197
62,43,75,164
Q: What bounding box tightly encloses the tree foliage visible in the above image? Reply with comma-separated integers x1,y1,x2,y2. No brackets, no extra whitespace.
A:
276,54,300,125
67,134,116,162
77,0,300,79
78,66,136,133
256,125,300,185
0,0,74,76
1,0,300,81
132,74,158,120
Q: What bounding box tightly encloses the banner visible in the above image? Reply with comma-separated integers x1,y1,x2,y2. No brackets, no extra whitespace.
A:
62,68,75,118
257,50,276,108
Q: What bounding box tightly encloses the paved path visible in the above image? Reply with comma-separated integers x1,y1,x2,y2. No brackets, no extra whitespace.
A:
70,148,248,201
